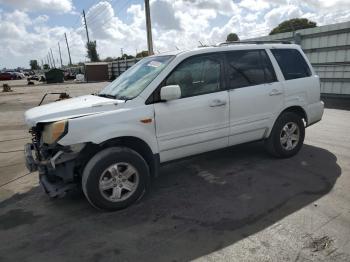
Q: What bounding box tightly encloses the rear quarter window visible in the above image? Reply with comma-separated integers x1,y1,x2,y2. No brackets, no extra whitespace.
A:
271,49,312,80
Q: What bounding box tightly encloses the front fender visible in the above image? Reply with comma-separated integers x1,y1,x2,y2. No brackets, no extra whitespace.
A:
58,106,158,154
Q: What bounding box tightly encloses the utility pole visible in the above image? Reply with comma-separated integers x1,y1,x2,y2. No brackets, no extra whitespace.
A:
50,48,56,68
83,10,90,44
290,22,296,40
64,33,73,66
47,53,52,68
144,0,154,55
121,48,124,57
58,42,63,68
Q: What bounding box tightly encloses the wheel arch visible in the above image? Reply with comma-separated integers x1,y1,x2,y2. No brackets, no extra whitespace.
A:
267,106,308,138
280,106,308,124
78,136,159,179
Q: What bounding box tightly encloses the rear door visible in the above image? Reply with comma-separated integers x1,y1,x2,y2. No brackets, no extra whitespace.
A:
225,49,284,145
153,53,230,162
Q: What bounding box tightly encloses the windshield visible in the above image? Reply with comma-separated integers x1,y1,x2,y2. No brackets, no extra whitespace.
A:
99,55,174,100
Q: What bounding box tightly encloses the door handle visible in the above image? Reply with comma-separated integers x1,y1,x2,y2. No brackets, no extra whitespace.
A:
269,89,283,96
210,99,227,107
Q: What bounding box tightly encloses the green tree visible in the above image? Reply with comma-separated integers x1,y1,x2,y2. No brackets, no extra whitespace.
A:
30,60,40,70
121,54,134,59
104,57,115,62
226,33,239,42
269,18,317,35
136,50,149,58
86,41,100,62
43,64,50,70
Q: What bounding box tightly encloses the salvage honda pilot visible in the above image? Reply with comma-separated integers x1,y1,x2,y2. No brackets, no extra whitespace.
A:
24,42,324,211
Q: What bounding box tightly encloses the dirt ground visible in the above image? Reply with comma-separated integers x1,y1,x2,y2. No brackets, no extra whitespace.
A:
0,82,350,262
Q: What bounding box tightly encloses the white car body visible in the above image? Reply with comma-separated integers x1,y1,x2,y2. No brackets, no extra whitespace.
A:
25,43,323,163
24,42,324,206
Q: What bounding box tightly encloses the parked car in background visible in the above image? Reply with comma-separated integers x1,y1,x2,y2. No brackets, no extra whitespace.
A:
64,71,76,80
14,72,25,79
24,42,324,211
28,75,40,81
0,72,15,80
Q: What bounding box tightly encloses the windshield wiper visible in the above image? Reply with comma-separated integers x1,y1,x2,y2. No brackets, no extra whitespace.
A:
98,93,132,101
116,95,132,102
98,93,117,99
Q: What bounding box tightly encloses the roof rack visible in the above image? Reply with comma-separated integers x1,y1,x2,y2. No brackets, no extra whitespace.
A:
217,40,291,46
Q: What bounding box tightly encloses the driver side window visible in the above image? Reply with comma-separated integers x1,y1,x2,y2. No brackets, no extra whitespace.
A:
165,55,222,98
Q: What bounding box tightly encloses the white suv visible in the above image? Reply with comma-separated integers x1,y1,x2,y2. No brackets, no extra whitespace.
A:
24,42,324,210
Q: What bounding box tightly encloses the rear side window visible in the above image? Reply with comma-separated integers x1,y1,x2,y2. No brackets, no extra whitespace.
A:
271,49,311,80
225,50,277,89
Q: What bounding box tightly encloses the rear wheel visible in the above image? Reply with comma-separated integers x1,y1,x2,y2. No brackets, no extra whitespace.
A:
265,112,305,158
82,147,150,211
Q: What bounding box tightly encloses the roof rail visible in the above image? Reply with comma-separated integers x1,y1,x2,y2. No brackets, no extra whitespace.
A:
217,40,292,46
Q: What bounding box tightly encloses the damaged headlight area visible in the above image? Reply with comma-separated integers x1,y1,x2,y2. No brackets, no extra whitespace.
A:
42,119,68,145
25,120,88,197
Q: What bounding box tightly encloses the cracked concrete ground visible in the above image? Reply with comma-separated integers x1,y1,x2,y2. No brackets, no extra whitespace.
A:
0,82,350,262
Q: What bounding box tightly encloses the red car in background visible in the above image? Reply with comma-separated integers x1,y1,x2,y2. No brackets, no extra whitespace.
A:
0,72,15,81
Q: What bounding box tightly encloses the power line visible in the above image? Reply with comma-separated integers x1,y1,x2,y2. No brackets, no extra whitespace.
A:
87,0,133,27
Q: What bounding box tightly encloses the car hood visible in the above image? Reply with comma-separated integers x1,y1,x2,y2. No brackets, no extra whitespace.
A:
25,95,125,127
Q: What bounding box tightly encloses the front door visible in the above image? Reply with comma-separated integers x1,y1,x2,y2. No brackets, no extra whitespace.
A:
153,54,230,162
225,49,284,145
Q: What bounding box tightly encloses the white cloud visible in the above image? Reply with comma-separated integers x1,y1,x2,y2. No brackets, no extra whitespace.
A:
151,0,181,30
306,0,350,10
0,0,73,13
239,0,270,11
0,9,84,68
264,5,303,27
85,1,148,57
33,15,49,24
181,0,238,16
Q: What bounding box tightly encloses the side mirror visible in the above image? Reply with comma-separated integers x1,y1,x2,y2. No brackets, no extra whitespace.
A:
160,85,181,101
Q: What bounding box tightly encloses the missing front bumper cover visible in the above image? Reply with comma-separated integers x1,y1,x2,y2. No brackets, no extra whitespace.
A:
24,143,81,197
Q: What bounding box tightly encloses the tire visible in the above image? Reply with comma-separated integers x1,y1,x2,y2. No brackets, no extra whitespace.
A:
265,112,305,158
82,147,150,211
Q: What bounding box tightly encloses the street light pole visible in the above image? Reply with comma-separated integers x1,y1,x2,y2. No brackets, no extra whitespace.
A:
58,42,63,68
50,48,56,68
64,33,73,66
83,10,90,44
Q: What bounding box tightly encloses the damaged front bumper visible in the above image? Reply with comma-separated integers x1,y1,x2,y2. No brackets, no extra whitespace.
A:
24,143,84,197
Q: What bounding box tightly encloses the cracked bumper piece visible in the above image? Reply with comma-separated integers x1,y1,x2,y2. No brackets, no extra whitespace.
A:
39,174,76,198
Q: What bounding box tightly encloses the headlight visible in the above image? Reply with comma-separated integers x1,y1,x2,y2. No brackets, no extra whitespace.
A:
42,120,68,144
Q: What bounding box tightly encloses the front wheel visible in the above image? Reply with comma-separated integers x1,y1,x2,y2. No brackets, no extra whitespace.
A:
82,147,150,211
265,112,305,158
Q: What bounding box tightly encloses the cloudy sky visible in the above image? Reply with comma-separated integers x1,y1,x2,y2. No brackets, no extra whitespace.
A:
0,0,349,68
